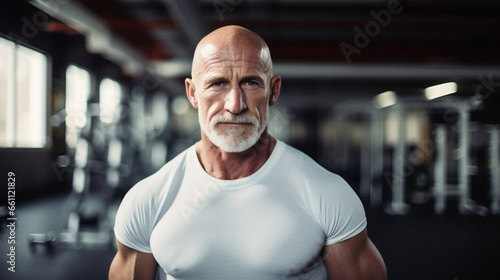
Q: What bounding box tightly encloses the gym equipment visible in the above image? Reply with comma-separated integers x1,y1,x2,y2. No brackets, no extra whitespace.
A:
489,126,500,214
333,95,493,215
29,97,117,253
384,104,411,215
331,101,384,209
29,87,171,253
431,103,488,215
433,125,447,214
29,135,115,252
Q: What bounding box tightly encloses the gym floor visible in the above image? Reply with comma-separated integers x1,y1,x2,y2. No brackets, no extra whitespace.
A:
1,191,499,280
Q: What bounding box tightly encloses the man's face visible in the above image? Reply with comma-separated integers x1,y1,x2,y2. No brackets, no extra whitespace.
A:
190,44,274,153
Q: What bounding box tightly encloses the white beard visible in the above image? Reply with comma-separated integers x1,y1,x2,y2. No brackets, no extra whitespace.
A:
199,107,268,153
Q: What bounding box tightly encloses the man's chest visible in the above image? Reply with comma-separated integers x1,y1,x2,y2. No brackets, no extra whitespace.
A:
150,183,326,279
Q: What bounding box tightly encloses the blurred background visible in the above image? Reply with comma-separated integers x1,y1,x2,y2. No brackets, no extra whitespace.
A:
1,0,500,279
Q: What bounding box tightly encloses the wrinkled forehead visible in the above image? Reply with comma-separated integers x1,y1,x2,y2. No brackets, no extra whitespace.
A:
192,39,272,79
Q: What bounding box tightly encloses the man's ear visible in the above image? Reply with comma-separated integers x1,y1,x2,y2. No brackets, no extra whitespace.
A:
269,75,281,106
185,78,198,108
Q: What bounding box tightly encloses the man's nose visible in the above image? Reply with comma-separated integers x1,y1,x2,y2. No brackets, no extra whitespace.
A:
224,85,247,114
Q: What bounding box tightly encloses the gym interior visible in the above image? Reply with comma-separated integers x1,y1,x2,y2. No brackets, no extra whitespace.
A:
1,1,500,279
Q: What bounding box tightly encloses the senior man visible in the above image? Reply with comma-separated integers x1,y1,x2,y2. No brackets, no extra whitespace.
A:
109,25,387,280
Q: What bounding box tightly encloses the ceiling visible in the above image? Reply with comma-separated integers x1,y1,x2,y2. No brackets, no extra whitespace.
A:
25,0,500,103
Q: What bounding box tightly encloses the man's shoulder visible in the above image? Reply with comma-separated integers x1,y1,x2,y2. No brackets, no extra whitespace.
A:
281,143,332,175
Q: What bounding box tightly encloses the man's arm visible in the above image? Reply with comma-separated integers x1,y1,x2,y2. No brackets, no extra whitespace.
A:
109,239,158,280
322,228,387,280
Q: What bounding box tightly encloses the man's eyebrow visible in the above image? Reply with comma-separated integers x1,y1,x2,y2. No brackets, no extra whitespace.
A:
240,75,265,83
204,75,228,86
204,74,265,86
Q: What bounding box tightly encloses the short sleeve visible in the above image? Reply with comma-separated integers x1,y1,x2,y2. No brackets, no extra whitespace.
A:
114,182,156,253
320,174,367,246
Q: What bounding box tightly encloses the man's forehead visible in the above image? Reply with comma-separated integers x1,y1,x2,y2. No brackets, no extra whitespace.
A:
197,48,267,75
201,62,266,81
192,36,272,81
200,42,264,60
202,54,264,69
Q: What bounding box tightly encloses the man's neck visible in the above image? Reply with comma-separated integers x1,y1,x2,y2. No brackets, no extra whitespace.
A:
195,132,277,180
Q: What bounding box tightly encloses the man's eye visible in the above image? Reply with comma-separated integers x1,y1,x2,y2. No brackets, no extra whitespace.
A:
212,82,224,87
245,81,257,86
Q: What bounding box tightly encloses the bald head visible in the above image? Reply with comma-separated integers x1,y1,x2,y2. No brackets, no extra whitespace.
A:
191,25,273,80
184,25,282,153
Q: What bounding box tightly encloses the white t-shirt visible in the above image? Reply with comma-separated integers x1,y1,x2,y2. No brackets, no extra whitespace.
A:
114,140,366,280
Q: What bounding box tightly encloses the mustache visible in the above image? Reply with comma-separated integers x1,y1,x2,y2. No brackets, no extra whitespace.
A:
210,114,259,126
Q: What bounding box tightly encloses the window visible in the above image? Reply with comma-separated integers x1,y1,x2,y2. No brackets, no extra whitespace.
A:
0,37,48,148
99,78,122,124
65,65,91,149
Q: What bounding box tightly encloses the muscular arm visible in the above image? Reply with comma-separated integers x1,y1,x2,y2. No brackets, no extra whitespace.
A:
109,239,158,280
322,229,387,280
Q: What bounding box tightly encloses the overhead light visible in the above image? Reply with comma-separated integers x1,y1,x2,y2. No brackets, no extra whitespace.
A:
154,58,191,78
425,82,457,100
373,91,397,109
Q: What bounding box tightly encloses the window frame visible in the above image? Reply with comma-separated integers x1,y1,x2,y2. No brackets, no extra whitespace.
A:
0,35,51,150
65,63,94,150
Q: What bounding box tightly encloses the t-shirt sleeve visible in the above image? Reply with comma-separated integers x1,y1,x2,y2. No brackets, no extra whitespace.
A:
320,174,367,246
114,181,156,253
